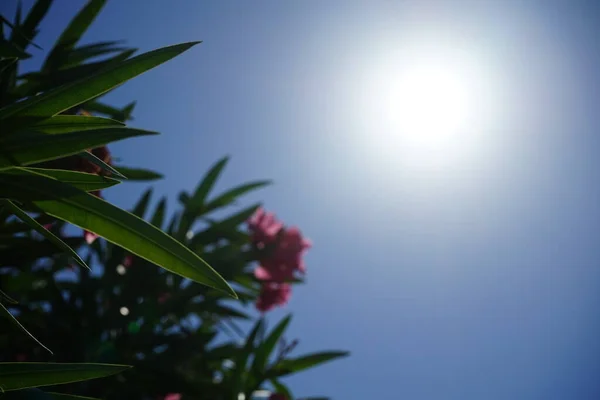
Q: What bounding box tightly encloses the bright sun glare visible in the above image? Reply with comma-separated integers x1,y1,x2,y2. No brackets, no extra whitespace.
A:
358,37,495,171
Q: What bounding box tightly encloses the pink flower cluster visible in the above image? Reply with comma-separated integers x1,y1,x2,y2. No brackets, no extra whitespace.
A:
248,208,311,313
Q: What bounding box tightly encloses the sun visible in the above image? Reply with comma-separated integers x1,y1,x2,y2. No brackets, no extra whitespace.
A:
358,39,494,170
390,62,471,142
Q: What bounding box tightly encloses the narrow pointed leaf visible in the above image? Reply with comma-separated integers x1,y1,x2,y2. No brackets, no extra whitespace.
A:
10,0,51,50
0,169,236,297
83,101,126,121
253,315,292,373
1,199,89,270
0,302,52,354
0,362,130,391
0,41,201,123
63,45,129,68
14,49,137,98
131,188,152,218
43,0,106,70
30,115,124,133
205,180,271,213
47,393,101,400
112,166,163,181
150,197,166,228
268,351,350,378
0,127,157,170
178,156,229,238
79,151,127,179
7,168,120,191
231,318,264,395
0,40,31,59
120,101,135,121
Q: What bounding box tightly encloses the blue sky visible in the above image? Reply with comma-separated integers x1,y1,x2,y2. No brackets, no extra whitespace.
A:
5,0,600,398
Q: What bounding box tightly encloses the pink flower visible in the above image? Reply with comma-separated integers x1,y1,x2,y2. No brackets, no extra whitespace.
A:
269,394,287,400
256,283,291,312
84,230,98,245
254,227,311,282
248,207,283,245
164,394,181,400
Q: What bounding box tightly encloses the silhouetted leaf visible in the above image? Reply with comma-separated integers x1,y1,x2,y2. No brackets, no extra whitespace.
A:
1,199,89,270
0,303,52,354
112,166,163,181
0,362,129,391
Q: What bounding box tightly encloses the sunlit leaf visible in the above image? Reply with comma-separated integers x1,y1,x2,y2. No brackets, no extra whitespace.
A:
30,115,124,134
79,151,127,179
0,128,157,170
0,169,236,297
7,168,120,192
0,42,201,126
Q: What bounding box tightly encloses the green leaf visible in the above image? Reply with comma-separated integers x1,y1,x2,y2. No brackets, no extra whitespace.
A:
231,318,264,396
8,168,120,192
62,45,129,69
17,49,138,97
43,0,106,71
79,151,127,180
0,303,52,354
253,315,292,374
47,393,101,400
30,115,124,134
0,362,130,391
112,166,163,181
190,204,259,249
0,128,157,170
11,0,51,50
83,101,127,122
1,199,89,270
131,188,152,218
268,351,350,379
0,40,31,59
177,156,229,238
0,169,236,297
0,41,201,125
150,197,166,228
204,180,271,214
120,101,136,121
